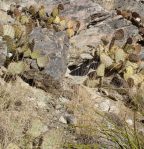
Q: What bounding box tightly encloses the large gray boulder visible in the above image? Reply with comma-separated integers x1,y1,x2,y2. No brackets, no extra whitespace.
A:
65,0,139,69
28,27,69,80
95,0,144,16
21,27,69,92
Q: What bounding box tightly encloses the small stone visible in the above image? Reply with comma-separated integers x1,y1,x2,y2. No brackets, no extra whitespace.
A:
59,97,69,103
6,143,19,149
55,104,62,110
59,116,67,124
65,114,77,125
80,53,93,59
99,100,111,112
126,119,133,126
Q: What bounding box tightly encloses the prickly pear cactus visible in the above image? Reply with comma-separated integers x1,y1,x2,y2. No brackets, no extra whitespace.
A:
0,2,81,90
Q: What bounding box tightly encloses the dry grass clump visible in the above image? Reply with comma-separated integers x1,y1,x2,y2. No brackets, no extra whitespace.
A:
66,85,144,148
0,84,34,149
0,78,65,149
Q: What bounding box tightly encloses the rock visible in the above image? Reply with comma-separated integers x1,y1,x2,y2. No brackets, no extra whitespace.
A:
65,114,77,125
55,104,63,110
96,0,144,16
21,27,69,93
59,114,77,125
28,27,69,81
28,118,47,138
54,0,140,72
6,143,19,149
62,0,109,29
0,10,14,24
98,100,111,112
126,119,133,126
80,53,93,60
22,69,62,95
59,97,69,103
0,1,9,11
42,129,64,149
59,116,67,124
69,17,138,66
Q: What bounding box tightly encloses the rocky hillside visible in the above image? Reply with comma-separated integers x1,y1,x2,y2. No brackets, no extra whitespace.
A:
0,0,144,149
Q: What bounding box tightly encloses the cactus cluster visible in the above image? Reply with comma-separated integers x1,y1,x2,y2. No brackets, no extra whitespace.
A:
85,28,144,88
0,3,80,75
